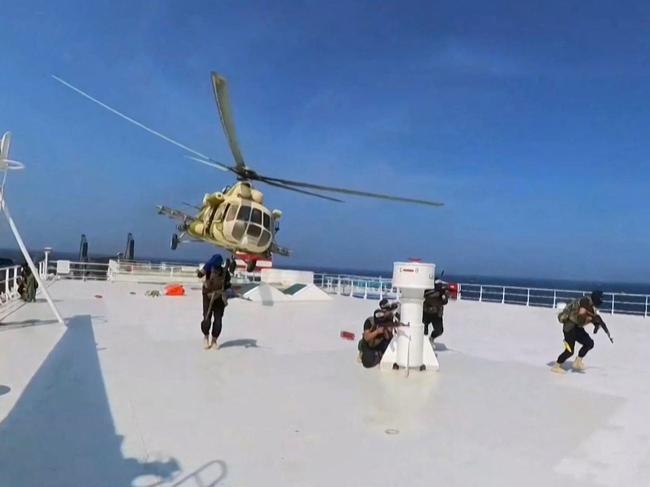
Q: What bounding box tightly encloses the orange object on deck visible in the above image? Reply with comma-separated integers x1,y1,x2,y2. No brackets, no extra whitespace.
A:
164,284,185,296
340,330,355,341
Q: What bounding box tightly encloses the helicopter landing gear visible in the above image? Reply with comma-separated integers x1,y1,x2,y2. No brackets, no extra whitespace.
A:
246,259,257,273
170,233,179,250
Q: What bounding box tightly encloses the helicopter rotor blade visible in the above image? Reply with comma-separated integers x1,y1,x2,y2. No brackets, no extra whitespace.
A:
261,180,344,203
259,175,443,207
184,155,231,172
211,72,246,170
181,201,202,210
52,75,214,161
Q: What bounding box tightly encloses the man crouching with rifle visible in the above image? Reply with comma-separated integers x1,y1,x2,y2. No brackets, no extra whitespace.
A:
358,298,402,368
551,290,613,373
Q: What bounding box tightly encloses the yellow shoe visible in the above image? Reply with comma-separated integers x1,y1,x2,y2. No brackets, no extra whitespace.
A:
550,362,566,374
573,357,584,371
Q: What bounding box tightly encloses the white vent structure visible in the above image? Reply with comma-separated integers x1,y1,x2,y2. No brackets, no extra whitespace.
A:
381,261,439,372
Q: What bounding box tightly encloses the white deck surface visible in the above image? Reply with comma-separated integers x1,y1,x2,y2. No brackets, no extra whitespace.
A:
1,280,649,486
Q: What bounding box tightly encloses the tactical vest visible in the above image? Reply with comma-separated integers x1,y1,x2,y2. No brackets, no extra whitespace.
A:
557,297,593,333
423,293,445,317
204,269,227,307
365,317,387,348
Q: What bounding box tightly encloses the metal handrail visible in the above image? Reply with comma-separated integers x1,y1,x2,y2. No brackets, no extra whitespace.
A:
0,264,23,305
313,272,650,318
45,260,110,281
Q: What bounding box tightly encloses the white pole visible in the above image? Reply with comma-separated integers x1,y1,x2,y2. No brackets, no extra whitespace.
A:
405,332,411,378
1,198,63,323
43,247,51,278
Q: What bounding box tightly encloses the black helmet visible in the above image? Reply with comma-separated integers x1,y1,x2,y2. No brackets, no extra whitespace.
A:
591,290,604,307
379,298,390,310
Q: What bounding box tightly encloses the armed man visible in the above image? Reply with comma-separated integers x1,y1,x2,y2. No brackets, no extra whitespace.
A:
422,280,449,341
197,254,232,350
18,263,37,302
551,290,613,373
358,298,400,368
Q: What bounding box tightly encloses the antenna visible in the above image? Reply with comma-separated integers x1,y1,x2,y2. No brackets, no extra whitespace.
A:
0,132,63,323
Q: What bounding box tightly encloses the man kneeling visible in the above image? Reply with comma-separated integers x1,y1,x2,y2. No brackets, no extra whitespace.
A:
358,300,397,368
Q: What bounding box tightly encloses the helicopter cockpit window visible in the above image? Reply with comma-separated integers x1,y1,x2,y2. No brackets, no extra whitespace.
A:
237,205,251,222
232,221,246,240
259,230,271,246
251,208,262,225
262,213,271,230
247,224,262,238
225,204,237,222
214,204,226,222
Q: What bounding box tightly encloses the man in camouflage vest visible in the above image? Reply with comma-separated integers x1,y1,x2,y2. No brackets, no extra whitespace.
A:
197,254,231,349
357,299,397,368
551,290,612,373
422,280,449,341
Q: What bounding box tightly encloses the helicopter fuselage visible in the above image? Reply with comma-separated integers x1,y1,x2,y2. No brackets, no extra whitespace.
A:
163,181,286,259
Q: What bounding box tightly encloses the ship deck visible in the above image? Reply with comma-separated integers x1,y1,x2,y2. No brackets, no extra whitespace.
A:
1,279,649,486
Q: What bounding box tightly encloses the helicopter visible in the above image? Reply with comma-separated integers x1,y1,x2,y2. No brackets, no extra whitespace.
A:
53,72,444,271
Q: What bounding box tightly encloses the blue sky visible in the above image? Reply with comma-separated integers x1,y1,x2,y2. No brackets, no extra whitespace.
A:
1,1,649,281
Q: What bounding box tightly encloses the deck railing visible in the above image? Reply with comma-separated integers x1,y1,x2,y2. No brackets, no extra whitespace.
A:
9,261,646,318
0,264,23,305
43,260,110,281
40,259,265,285
313,273,650,318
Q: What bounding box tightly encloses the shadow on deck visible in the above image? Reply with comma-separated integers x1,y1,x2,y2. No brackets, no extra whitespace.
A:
0,314,227,487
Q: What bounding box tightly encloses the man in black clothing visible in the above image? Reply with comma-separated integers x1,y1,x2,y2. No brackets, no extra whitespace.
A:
358,299,397,368
422,280,449,341
552,290,612,373
197,254,231,349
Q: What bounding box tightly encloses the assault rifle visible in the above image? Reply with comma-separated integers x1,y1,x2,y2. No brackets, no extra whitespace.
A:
370,308,407,329
374,321,410,328
592,314,614,344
